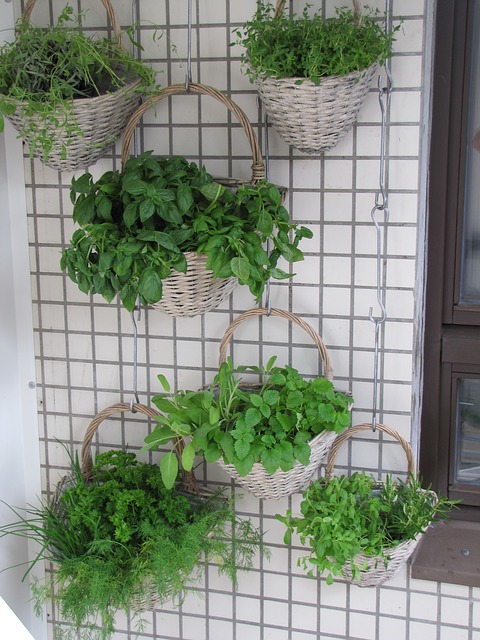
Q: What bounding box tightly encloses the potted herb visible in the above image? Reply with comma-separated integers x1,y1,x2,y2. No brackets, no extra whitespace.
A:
144,355,353,499
0,2,157,170
277,425,459,586
234,0,399,154
0,448,265,640
61,152,312,314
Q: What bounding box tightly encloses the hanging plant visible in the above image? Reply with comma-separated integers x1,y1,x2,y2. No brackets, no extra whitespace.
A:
234,0,400,153
276,425,459,586
61,152,312,312
144,354,352,493
0,2,158,170
0,447,266,640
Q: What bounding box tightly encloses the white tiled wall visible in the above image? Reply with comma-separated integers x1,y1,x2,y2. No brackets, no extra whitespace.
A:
14,0,480,637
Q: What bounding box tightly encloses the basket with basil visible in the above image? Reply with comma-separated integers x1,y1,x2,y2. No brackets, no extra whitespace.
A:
235,0,398,154
61,82,311,316
277,423,458,587
144,307,353,499
0,402,265,640
0,0,156,171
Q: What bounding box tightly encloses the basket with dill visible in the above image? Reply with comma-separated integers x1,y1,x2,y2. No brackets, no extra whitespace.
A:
0,403,265,640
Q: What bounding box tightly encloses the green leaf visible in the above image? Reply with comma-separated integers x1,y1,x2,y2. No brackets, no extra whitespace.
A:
219,432,235,464
73,194,95,225
234,439,252,460
157,374,171,392
270,267,292,280
71,173,93,195
204,444,222,462
159,452,179,489
200,182,222,202
263,389,280,406
261,448,282,475
257,210,274,236
139,199,155,222
230,256,251,281
244,407,262,428
95,194,113,221
234,454,255,476
98,251,115,273
123,202,139,227
138,267,163,304
181,442,196,471
209,406,220,425
177,184,193,213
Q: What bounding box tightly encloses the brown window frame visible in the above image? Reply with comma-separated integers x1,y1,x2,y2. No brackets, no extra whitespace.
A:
420,0,480,520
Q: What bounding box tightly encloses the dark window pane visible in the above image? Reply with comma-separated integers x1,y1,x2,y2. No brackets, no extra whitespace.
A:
456,378,480,484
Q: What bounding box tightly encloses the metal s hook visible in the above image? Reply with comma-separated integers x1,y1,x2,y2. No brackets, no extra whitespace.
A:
369,62,392,433
130,303,141,412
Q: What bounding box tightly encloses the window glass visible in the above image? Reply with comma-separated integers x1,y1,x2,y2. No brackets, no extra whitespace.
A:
456,378,480,484
461,1,480,303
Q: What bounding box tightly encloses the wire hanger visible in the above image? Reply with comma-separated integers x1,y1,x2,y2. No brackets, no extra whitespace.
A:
369,1,393,432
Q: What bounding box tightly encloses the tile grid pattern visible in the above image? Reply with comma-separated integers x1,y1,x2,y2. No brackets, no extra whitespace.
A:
15,0,480,637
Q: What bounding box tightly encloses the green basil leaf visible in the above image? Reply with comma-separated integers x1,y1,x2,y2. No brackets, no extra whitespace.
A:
230,256,251,281
123,202,139,227
73,194,95,225
139,199,155,222
177,184,194,213
138,267,163,304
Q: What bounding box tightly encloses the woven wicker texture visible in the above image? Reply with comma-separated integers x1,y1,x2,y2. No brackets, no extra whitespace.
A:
121,83,267,317
255,0,377,154
4,0,142,172
325,423,428,587
216,307,342,500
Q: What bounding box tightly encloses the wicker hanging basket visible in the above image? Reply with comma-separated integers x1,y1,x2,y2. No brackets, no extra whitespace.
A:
120,83,268,317
325,423,434,587
3,0,143,171
253,0,377,155
72,402,211,610
215,307,351,500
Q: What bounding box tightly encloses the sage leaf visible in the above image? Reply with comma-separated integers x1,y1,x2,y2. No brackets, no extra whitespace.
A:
159,452,178,489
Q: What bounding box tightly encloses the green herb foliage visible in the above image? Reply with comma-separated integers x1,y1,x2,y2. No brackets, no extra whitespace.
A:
0,449,265,640
277,472,459,585
235,3,399,83
144,357,352,488
61,152,312,311
0,6,157,157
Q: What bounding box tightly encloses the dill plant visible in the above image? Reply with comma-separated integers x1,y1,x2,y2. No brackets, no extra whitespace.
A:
0,450,265,640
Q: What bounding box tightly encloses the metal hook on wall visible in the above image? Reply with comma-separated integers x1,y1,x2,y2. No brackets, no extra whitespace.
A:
257,96,272,316
130,304,141,412
369,62,392,433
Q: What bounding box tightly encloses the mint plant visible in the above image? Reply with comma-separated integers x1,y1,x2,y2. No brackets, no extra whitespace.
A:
0,449,265,640
277,472,459,585
143,357,352,489
235,3,399,84
62,152,312,311
0,6,157,159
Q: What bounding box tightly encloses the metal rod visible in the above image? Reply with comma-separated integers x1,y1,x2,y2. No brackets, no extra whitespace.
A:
131,0,140,156
257,96,272,316
185,0,193,92
130,304,141,411
369,66,392,433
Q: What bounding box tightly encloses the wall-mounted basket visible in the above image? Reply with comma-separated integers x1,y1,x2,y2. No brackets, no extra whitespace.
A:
325,423,430,587
2,0,144,171
120,82,267,317
215,307,350,500
252,0,378,154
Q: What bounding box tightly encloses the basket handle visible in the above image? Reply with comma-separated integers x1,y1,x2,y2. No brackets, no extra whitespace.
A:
23,0,122,41
325,423,416,478
80,402,199,492
218,307,334,382
121,82,266,182
274,0,362,20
